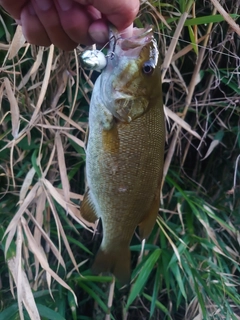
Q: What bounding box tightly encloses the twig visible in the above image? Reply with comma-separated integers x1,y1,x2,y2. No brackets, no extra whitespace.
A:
162,7,217,183
105,277,115,320
210,0,240,36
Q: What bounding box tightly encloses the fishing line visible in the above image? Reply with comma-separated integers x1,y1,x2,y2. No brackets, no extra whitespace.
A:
154,31,240,60
78,27,239,72
105,35,116,60
114,26,239,60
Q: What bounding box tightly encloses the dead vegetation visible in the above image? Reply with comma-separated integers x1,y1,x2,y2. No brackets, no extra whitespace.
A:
0,1,240,319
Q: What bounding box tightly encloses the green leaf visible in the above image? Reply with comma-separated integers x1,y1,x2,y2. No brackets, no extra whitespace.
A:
68,137,86,157
17,136,39,150
31,149,41,178
76,273,113,283
33,290,58,298
191,270,208,318
160,249,171,295
68,291,77,320
56,285,66,316
214,130,224,141
150,263,161,317
130,243,158,252
0,304,18,320
37,304,66,320
126,249,161,309
0,226,16,260
66,235,93,255
187,25,198,55
78,282,108,313
169,263,187,300
143,293,173,319
208,69,240,94
184,14,239,26
168,242,187,268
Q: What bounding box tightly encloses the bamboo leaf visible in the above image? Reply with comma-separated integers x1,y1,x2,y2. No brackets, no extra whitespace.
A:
78,282,108,313
150,263,161,317
37,304,66,320
143,293,173,319
0,304,18,320
184,14,239,26
126,249,161,309
170,263,187,300
187,25,198,55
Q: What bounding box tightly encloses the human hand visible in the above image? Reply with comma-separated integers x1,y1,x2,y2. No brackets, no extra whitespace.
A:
0,0,139,50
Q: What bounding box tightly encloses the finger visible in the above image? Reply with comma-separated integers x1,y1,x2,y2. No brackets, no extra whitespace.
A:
31,0,78,50
88,19,109,44
77,0,139,31
118,24,134,39
89,21,133,43
0,0,29,19
21,3,51,46
54,1,95,45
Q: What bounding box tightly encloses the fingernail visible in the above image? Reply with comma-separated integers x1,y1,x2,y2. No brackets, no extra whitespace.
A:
58,0,73,11
36,0,52,11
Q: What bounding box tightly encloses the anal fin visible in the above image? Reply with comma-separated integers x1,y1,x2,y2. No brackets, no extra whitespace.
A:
81,188,98,223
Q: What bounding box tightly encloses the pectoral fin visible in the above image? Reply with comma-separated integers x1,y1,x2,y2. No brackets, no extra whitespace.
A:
114,97,148,122
81,189,98,223
138,194,160,240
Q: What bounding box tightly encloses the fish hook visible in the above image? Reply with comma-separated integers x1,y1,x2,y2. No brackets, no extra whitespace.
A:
105,34,117,60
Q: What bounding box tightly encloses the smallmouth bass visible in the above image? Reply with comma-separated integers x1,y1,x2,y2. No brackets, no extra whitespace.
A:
81,26,165,284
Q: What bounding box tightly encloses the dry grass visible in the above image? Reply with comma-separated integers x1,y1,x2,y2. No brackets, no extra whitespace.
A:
0,23,96,318
0,1,240,319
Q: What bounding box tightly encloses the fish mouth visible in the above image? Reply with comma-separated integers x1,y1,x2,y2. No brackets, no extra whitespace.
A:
131,26,153,39
109,25,153,40
109,25,154,51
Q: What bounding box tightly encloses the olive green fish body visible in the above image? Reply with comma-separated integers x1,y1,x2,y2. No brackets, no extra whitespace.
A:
81,27,164,284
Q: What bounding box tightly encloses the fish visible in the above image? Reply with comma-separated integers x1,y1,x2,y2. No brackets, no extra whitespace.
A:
81,26,165,284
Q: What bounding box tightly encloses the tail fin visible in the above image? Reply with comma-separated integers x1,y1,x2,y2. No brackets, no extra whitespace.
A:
91,246,131,285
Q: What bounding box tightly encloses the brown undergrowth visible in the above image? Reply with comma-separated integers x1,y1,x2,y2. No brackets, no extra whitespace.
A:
0,1,240,319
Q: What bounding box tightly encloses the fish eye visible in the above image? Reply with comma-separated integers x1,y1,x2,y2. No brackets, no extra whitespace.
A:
142,61,154,75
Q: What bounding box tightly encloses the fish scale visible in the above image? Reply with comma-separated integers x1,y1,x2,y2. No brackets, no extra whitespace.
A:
81,26,165,284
